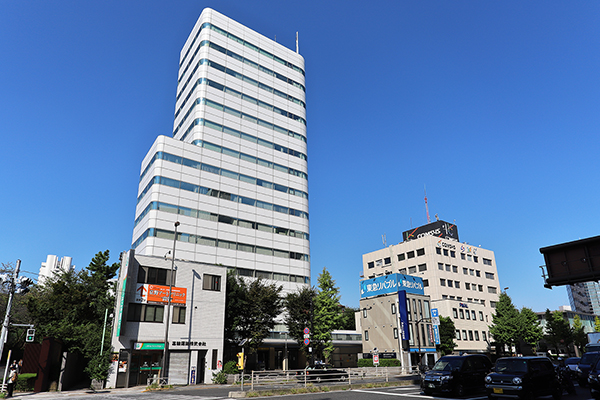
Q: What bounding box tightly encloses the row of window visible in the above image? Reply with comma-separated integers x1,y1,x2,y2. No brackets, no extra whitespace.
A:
180,22,304,78
176,39,305,109
176,98,306,144
452,308,485,321
438,263,495,280
363,323,436,347
142,151,308,200
441,279,496,293
135,201,309,241
137,176,309,220
456,329,488,342
127,304,187,324
436,248,493,266
229,266,310,284
132,227,310,262
174,90,306,140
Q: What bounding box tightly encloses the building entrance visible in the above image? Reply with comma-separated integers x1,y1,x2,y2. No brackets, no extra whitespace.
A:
129,351,162,386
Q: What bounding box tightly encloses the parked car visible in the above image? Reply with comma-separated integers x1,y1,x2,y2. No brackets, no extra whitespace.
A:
564,357,580,377
485,357,561,400
421,354,492,396
296,363,348,383
587,357,600,399
577,352,600,386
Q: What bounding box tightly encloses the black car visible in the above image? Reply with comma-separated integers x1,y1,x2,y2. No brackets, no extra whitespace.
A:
485,357,561,400
297,363,348,383
421,354,492,396
577,351,600,386
564,357,580,378
587,357,600,399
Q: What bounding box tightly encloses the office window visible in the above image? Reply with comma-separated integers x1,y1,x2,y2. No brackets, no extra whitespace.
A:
462,330,467,340
364,330,369,341
440,279,446,286
456,296,462,300
417,248,425,256
423,279,429,287
391,303,396,314
474,256,478,263
467,255,472,261
393,327,398,339
409,266,417,274
138,266,175,286
203,274,221,291
463,267,468,275
407,299,411,321
468,330,474,341
482,331,487,341
407,251,415,259
399,268,407,274
450,251,456,258
456,330,461,340
127,303,165,323
465,283,471,290
363,308,368,318
469,269,474,276
452,265,458,273
443,249,449,256
436,248,442,255
453,308,458,318
483,258,492,266
398,253,405,261
445,264,451,271
449,295,455,300
424,300,430,318
476,270,481,277
461,253,466,260
173,306,186,324
375,259,383,267
384,257,391,265
418,263,427,272
485,272,495,279
455,281,460,289
447,280,453,288
459,309,464,319
471,310,476,320
479,285,483,292
479,311,484,321
438,263,444,270
442,295,448,299
409,325,415,345
368,262,374,269
466,309,470,320
475,331,480,341
490,301,497,308
488,286,497,294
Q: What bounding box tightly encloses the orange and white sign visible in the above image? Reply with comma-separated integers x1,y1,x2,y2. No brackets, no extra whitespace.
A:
135,283,187,305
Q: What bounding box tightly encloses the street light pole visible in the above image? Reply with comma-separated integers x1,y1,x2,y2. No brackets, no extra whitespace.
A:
415,317,431,370
161,221,179,384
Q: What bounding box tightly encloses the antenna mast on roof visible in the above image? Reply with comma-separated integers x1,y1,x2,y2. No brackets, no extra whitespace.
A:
424,186,431,224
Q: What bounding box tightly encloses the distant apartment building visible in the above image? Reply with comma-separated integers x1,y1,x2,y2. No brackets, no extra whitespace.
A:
362,220,501,354
568,282,600,315
38,255,74,284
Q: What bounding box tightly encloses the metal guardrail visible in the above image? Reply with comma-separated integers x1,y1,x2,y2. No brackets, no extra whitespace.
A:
233,366,420,391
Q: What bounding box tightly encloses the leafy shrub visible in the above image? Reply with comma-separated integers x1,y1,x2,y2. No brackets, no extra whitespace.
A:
16,373,37,392
212,371,228,384
223,360,239,374
357,358,401,367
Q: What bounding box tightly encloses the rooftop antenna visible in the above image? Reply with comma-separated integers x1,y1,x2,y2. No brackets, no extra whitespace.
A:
382,234,387,247
424,186,431,223
296,32,299,54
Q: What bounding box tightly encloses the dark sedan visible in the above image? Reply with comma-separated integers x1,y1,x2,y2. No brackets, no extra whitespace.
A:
296,364,348,383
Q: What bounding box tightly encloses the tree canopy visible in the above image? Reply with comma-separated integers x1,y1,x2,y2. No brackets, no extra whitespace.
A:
437,316,457,355
26,250,119,381
544,309,573,355
489,292,521,355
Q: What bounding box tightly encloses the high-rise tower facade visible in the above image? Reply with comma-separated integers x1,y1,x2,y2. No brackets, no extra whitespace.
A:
132,8,309,292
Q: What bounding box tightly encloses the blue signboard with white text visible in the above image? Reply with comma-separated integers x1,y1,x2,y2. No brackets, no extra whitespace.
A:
360,273,424,299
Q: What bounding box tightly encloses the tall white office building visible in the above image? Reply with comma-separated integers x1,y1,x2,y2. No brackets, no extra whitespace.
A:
132,8,310,292
38,255,74,284
568,282,600,315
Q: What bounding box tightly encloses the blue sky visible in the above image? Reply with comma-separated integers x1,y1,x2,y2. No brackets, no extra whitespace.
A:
1,1,599,312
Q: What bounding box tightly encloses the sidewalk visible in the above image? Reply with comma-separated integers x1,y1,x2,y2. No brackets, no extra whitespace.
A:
11,385,147,398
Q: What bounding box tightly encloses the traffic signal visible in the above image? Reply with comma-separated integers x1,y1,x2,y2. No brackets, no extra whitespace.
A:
16,277,33,294
26,328,35,342
236,352,244,370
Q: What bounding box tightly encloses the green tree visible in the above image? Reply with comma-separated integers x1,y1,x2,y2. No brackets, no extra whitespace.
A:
312,268,343,363
0,262,33,356
572,314,587,355
595,316,600,332
518,307,543,352
489,292,520,355
283,286,316,361
437,316,457,355
26,250,119,381
338,306,358,330
544,309,573,355
224,273,282,367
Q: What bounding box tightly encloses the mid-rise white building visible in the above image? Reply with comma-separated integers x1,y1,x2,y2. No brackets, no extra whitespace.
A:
38,255,74,284
109,8,309,386
362,220,501,354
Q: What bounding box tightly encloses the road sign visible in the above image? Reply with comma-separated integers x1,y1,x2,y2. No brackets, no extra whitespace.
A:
304,327,310,334
373,353,379,366
304,338,310,345
431,308,439,318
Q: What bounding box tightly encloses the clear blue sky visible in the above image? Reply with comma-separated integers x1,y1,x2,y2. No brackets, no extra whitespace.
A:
1,1,599,312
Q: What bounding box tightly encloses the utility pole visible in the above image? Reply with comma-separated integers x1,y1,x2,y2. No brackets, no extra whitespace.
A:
0,260,20,365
